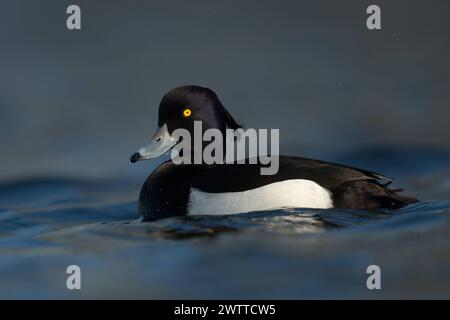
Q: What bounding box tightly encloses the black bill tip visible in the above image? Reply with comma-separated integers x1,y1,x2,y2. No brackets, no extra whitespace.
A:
130,152,141,163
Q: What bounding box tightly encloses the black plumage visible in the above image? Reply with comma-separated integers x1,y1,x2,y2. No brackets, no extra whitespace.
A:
132,85,418,221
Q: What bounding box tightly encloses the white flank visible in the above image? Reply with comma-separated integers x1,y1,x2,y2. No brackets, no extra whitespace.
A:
188,179,333,215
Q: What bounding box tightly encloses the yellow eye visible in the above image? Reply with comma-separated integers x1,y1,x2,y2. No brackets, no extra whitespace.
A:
182,108,192,118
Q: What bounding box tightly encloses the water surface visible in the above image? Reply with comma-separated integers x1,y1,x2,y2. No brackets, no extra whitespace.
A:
1,150,450,299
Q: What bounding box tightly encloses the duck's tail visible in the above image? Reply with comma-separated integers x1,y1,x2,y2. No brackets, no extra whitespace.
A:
385,188,420,209
331,180,419,210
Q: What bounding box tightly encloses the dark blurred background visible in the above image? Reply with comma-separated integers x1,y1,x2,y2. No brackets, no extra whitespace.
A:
1,0,449,181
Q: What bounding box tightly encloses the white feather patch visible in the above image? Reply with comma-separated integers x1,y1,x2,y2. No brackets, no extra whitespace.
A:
188,179,333,215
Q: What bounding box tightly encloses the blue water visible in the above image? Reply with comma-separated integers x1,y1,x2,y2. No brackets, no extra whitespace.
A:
1,150,450,299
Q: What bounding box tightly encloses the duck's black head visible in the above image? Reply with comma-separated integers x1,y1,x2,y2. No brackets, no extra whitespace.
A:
158,85,240,135
130,85,241,163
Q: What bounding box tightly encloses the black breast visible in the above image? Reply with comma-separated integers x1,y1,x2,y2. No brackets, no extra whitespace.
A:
138,161,206,221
